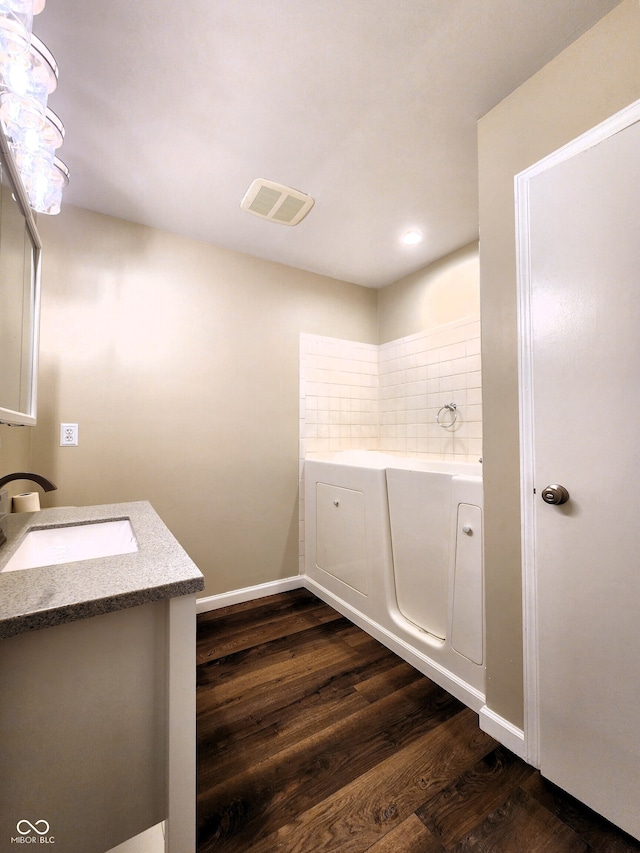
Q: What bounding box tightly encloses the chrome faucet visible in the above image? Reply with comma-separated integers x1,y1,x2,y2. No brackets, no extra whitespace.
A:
0,473,57,547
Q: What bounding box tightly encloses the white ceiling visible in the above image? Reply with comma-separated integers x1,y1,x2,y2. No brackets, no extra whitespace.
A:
34,0,620,288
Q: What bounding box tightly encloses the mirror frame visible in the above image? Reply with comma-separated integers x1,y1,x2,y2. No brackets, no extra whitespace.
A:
0,120,42,427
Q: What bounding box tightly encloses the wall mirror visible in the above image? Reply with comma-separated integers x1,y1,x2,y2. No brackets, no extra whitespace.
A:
0,121,42,426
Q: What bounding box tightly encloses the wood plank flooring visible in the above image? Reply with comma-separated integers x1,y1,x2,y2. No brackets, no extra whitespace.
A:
196,589,640,853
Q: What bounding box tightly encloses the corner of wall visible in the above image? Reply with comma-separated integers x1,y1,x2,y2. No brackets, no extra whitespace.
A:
377,242,480,344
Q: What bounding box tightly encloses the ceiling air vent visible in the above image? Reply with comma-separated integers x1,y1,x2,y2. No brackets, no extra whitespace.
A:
240,179,315,226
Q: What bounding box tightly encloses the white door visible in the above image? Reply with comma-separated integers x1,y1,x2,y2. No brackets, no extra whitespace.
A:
519,104,640,840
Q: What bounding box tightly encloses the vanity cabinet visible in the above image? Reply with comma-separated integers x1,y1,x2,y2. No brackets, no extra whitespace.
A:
0,502,204,853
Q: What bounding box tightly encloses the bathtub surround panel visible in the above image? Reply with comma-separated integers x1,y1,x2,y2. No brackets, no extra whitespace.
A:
452,503,484,665
305,456,393,610
315,482,368,595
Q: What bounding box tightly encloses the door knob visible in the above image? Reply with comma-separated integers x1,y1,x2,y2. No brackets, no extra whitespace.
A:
541,484,570,505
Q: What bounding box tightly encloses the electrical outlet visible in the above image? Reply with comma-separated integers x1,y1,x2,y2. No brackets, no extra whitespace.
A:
60,423,79,446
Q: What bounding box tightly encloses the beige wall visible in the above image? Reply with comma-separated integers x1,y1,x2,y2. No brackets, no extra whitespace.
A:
479,0,640,727
0,423,30,475
21,205,377,596
377,241,479,343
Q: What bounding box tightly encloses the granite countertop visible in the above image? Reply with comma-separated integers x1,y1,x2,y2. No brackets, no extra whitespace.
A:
0,501,204,639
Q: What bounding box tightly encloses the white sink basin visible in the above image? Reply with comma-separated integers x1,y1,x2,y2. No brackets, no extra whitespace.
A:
1,519,138,573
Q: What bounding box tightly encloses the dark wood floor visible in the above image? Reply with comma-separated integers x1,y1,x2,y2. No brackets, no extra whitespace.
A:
196,588,640,853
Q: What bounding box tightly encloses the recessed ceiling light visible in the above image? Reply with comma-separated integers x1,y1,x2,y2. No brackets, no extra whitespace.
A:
401,229,423,245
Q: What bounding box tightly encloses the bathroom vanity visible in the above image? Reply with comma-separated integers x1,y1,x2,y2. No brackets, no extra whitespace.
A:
0,502,204,853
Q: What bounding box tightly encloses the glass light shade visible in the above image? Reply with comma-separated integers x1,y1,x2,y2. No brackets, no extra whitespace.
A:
15,146,53,198
0,35,58,135
41,105,63,147
32,0,45,14
28,155,68,214
0,87,45,131
30,34,58,94
0,0,33,60
12,106,63,151
8,106,62,209
0,81,46,132
43,157,69,215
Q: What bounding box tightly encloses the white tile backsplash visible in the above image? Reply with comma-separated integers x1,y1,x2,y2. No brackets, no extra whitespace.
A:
377,317,482,461
300,316,482,461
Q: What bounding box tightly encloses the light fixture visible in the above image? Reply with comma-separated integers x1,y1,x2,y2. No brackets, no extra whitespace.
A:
0,0,34,61
401,229,423,246
0,0,67,214
12,105,62,202
1,34,57,134
28,153,67,213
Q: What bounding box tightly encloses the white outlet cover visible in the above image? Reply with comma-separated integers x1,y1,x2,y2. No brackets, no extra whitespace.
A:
60,423,79,446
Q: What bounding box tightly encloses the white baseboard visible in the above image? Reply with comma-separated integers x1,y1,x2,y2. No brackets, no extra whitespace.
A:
479,705,525,759
106,822,164,853
196,574,490,728
303,576,485,714
196,575,304,613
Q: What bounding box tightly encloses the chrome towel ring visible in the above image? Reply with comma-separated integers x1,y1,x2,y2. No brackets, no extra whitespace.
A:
436,402,458,429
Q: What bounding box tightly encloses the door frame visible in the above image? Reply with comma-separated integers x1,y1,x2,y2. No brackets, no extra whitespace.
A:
516,96,640,768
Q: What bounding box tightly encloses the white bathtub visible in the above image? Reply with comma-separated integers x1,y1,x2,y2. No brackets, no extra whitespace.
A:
303,450,484,711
